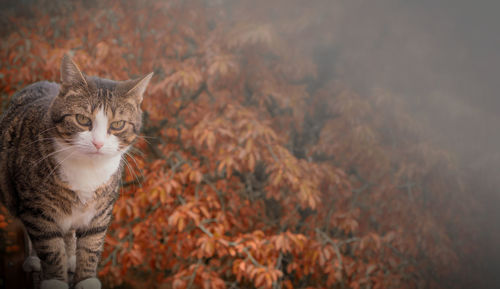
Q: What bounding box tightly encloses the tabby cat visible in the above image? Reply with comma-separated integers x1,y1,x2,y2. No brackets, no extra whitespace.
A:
0,54,152,289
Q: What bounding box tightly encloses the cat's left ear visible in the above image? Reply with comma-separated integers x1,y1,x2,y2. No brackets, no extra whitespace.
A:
61,54,87,86
118,72,154,104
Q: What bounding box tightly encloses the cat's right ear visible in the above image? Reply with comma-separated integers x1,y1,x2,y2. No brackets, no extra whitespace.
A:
61,54,87,87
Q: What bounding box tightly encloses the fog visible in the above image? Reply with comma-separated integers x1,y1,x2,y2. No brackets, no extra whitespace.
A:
318,0,500,286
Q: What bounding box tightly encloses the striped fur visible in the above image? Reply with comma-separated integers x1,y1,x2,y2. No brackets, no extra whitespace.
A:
0,54,152,286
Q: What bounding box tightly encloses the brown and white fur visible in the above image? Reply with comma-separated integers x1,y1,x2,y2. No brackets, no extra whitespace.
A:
0,54,152,289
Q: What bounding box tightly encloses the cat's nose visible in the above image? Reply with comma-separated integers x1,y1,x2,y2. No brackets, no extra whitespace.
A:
92,140,104,150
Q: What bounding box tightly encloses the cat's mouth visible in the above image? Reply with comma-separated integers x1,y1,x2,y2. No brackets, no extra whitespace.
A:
83,149,116,157
81,148,122,158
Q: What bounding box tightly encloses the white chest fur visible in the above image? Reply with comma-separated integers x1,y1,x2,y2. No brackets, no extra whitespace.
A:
52,143,122,232
54,149,121,232
58,203,96,232
54,152,122,203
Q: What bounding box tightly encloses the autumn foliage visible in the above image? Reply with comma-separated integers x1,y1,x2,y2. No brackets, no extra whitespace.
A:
0,0,482,288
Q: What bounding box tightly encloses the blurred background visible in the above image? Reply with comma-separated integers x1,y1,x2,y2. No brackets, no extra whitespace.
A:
0,0,498,288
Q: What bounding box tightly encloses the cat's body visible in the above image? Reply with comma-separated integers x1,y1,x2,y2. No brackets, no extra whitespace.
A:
0,55,152,289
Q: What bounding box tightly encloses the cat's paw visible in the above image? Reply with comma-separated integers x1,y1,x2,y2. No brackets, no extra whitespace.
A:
74,277,101,289
40,279,69,289
67,255,76,273
22,256,41,272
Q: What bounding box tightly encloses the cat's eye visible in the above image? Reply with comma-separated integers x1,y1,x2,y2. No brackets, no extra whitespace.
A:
110,120,125,130
75,114,91,126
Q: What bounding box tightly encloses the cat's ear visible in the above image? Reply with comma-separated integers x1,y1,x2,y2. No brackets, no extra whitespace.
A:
61,54,87,86
118,72,154,104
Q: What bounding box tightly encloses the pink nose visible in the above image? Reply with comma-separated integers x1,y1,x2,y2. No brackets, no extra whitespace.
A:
92,140,104,150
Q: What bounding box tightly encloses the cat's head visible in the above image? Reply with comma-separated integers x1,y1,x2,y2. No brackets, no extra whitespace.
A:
49,54,153,159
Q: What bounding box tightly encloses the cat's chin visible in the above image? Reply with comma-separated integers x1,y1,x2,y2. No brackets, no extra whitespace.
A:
85,151,108,156
81,150,121,159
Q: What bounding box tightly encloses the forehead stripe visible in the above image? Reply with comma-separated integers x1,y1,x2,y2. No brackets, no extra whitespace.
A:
92,108,108,142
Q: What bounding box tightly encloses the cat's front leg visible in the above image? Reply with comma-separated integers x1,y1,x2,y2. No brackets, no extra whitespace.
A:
73,225,107,289
73,212,112,289
23,218,69,289
64,229,76,284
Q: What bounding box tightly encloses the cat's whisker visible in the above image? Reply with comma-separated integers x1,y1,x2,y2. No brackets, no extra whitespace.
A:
121,158,138,187
121,154,142,187
137,134,156,139
46,150,78,180
31,126,58,140
135,135,154,145
21,135,57,149
69,143,92,151
37,126,58,135
127,146,145,157
33,145,74,166
21,127,59,147
124,156,142,185
124,151,142,171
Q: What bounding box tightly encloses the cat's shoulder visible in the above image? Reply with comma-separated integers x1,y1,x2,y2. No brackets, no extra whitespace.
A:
3,81,60,117
1,81,59,124
13,81,60,101
28,80,60,92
